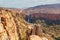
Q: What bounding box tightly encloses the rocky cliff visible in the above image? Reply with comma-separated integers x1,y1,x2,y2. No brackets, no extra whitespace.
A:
0,8,30,40
0,7,58,40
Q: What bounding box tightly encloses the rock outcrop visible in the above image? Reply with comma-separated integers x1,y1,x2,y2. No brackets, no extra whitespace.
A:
0,8,56,40
28,35,48,40
0,8,29,40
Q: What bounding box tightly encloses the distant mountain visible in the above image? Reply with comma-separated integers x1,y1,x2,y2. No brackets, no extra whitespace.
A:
23,4,60,24
26,4,60,9
23,3,60,14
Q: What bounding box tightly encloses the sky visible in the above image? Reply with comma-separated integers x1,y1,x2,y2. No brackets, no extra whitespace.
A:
0,0,60,8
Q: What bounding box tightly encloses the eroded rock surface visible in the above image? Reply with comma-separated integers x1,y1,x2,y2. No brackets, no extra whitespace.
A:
0,8,29,40
0,8,54,40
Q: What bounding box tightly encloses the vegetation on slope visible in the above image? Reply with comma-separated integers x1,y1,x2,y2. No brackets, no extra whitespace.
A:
0,7,60,40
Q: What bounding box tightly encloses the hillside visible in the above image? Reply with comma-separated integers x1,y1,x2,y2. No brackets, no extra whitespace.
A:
23,4,60,40
23,4,60,24
0,7,60,40
23,4,60,14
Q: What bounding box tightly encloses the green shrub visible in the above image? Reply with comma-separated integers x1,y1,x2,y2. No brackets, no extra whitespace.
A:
55,37,60,40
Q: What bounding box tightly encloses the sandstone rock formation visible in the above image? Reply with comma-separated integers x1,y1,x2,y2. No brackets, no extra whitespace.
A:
0,8,29,40
0,8,55,40
28,35,48,40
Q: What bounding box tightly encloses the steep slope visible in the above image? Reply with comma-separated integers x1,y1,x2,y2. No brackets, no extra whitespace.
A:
0,7,58,40
0,8,29,40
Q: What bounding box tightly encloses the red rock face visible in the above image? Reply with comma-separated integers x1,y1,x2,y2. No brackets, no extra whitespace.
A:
30,13,60,20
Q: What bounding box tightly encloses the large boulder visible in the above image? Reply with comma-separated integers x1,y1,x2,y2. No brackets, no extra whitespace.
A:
28,35,48,40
